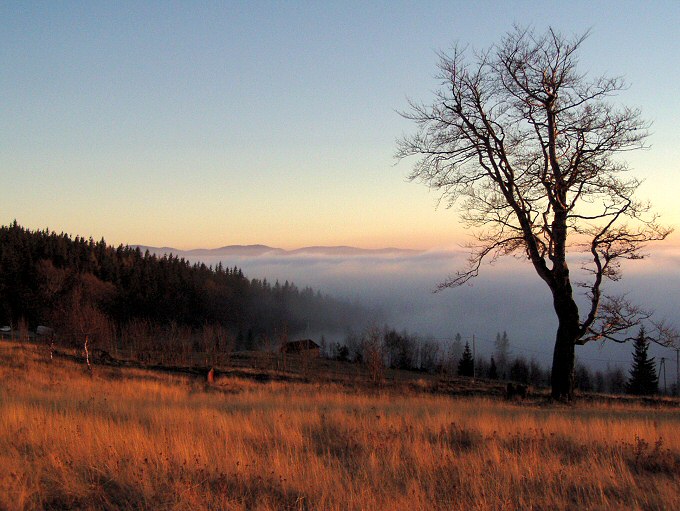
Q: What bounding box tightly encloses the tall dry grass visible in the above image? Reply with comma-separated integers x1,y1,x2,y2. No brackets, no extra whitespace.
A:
1,341,679,510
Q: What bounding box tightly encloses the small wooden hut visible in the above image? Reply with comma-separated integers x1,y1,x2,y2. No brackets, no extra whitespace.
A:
280,339,321,356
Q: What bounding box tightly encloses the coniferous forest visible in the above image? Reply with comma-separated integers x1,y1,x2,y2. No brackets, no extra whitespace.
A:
0,222,370,352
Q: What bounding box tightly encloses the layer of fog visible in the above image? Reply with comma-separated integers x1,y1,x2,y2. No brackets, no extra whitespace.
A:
180,247,680,376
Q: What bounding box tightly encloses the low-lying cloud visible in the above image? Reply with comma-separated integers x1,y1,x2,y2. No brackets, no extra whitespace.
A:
148,245,680,375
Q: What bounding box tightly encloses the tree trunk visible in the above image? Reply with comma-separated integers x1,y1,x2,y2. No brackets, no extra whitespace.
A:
550,291,580,401
551,326,576,400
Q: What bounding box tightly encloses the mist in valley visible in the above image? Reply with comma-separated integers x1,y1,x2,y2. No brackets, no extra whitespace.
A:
158,245,680,377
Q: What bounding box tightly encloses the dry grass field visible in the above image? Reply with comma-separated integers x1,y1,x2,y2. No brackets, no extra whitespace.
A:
1,341,679,510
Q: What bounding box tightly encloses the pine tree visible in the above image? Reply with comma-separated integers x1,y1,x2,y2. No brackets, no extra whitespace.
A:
509,357,529,384
488,357,498,380
458,341,474,377
494,331,510,378
575,364,593,392
626,327,658,396
451,333,463,361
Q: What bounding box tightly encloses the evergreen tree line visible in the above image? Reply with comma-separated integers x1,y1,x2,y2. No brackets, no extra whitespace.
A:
0,222,371,351
325,327,667,395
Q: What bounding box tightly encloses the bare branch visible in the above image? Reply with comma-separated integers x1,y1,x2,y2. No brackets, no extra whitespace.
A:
580,295,652,344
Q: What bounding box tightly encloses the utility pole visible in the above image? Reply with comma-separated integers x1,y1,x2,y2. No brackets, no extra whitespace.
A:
472,334,476,380
676,348,679,397
659,357,667,395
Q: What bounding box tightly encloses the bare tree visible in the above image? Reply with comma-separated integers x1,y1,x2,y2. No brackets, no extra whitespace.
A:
70,295,115,374
215,323,235,367
122,318,153,360
17,317,29,343
397,27,671,400
362,327,385,385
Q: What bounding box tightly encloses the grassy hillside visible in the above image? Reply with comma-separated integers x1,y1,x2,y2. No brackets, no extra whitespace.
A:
1,341,679,510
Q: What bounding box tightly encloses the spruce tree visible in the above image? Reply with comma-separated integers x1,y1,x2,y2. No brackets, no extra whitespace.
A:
494,331,510,378
458,341,474,377
488,357,498,380
452,333,463,361
626,327,658,396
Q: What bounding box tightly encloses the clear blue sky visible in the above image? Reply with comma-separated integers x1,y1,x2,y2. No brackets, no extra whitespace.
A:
2,0,679,249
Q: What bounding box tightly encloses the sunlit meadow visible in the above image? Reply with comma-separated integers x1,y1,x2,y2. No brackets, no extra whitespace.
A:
1,341,679,510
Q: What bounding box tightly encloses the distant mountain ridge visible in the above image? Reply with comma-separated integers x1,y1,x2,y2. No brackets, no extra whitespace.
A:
135,244,423,258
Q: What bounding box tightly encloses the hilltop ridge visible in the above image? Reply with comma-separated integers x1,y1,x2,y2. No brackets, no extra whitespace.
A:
135,244,424,258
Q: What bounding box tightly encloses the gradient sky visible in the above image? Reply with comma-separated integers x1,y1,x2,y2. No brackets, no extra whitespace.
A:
2,1,679,250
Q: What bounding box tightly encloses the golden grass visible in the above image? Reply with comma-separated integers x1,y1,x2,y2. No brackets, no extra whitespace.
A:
1,341,679,510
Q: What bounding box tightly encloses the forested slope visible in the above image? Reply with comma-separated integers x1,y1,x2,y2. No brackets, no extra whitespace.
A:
0,222,368,349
